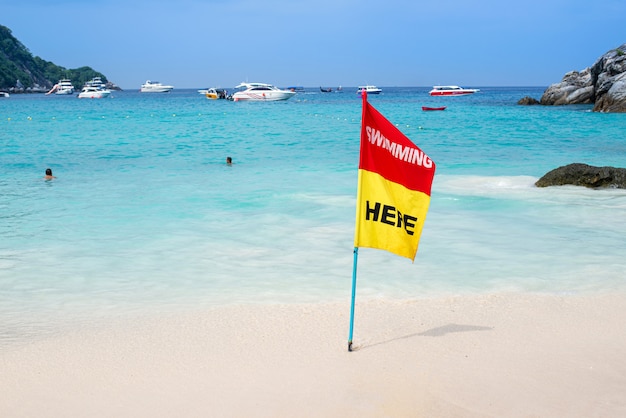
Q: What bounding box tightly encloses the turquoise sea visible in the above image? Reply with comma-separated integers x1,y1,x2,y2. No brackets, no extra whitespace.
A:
2,87,626,344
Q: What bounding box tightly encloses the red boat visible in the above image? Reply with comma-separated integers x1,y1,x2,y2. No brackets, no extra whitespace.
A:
429,85,479,96
422,106,447,111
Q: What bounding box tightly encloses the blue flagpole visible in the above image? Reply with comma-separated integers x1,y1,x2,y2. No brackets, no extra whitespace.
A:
348,246,359,351
348,89,367,352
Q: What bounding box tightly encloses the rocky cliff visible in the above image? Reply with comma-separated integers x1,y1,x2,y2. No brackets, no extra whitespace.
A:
539,44,626,112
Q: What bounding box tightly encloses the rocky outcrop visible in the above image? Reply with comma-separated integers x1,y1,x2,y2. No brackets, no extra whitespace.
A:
517,96,540,105
593,72,626,112
539,44,626,112
105,81,122,91
540,68,594,105
535,163,626,189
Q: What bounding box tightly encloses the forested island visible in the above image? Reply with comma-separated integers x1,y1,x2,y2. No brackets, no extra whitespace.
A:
0,25,117,92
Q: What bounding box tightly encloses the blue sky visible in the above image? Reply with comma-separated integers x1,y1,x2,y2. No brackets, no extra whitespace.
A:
3,0,625,89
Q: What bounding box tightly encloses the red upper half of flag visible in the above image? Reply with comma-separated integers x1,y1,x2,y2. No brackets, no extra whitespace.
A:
359,94,436,195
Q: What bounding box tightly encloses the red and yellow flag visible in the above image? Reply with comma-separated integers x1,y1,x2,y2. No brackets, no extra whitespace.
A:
354,92,436,260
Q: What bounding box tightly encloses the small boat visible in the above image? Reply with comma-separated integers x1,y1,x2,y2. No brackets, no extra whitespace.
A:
46,79,75,95
422,106,447,111
140,80,174,93
205,88,228,99
0,91,9,98
232,82,296,102
320,87,332,93
357,85,382,94
77,85,111,99
429,85,479,96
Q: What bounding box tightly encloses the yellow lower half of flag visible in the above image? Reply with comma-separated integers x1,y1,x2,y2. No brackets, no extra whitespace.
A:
354,170,431,260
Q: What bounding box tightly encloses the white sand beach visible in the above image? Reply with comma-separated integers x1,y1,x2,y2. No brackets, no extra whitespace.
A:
1,292,625,417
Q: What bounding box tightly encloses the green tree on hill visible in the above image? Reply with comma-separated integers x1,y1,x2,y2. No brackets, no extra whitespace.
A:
0,24,108,91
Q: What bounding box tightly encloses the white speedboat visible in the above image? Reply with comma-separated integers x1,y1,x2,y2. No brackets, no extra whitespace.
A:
0,91,10,98
231,82,295,101
429,85,480,96
140,80,174,93
357,85,382,94
77,86,111,99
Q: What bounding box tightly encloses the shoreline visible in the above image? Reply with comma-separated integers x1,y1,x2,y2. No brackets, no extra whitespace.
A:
1,292,625,417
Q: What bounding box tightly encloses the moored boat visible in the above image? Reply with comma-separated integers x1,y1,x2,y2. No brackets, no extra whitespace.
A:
46,79,75,95
84,77,107,89
422,106,447,111
205,87,228,99
77,85,111,99
232,82,295,102
140,80,174,93
357,85,382,94
429,85,479,96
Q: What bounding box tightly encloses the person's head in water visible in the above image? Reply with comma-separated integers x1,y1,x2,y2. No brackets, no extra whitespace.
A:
44,168,56,180
226,157,232,165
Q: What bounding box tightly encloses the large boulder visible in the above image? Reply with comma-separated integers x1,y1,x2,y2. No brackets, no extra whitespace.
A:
539,44,626,112
535,163,626,189
540,69,594,105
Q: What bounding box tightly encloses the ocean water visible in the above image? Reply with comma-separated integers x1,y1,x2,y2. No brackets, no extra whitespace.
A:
2,87,626,342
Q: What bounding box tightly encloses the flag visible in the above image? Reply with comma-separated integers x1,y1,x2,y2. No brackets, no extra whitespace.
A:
354,92,436,260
